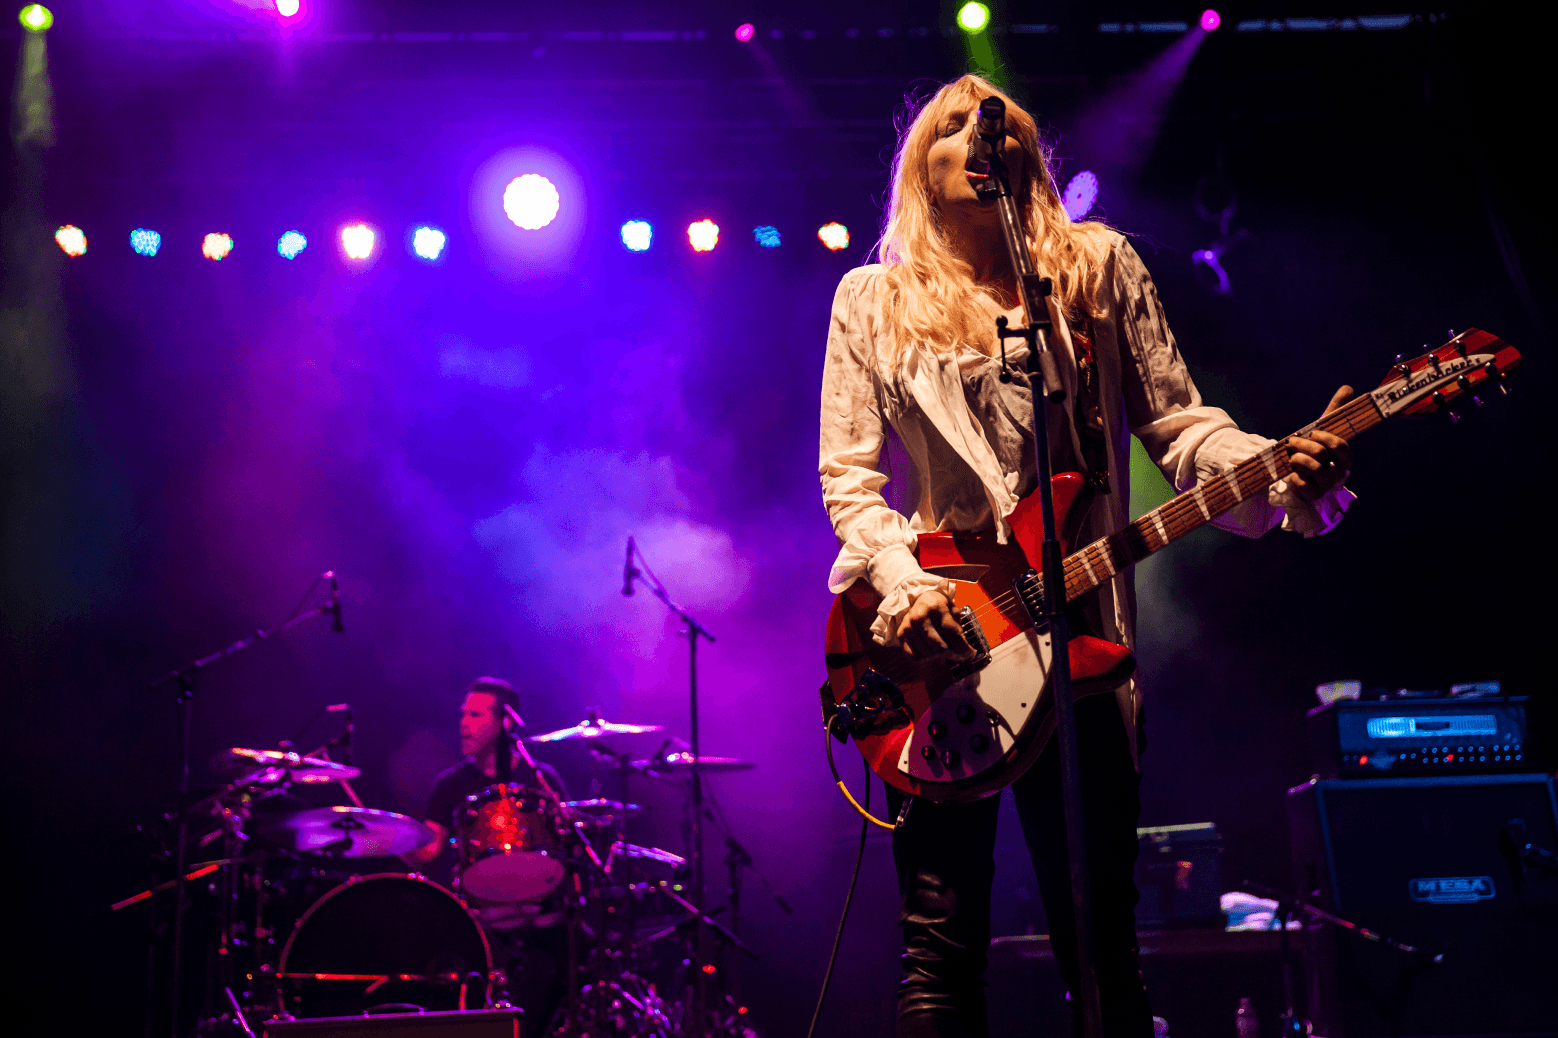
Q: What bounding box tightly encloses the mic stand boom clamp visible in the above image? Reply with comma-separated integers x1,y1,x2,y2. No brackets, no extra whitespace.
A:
971,94,1104,1038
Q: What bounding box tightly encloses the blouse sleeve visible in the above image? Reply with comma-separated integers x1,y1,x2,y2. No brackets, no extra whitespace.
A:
819,270,951,644
1112,238,1353,538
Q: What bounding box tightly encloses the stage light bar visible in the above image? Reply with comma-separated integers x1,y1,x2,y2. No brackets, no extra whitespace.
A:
19,4,51,32
411,225,447,261
620,220,653,252
753,226,781,249
817,222,850,251
735,23,755,42
277,231,307,259
129,228,161,256
688,219,719,252
957,2,991,34
54,225,85,256
1061,170,1099,221
1200,10,1221,31
340,223,376,260
274,0,301,17
202,233,234,261
503,174,561,230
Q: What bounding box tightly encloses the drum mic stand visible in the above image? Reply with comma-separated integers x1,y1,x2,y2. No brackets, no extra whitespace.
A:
622,539,716,1037
969,95,1104,1038
143,570,344,1038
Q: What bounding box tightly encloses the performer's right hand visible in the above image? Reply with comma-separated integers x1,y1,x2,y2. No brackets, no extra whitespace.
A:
896,590,975,661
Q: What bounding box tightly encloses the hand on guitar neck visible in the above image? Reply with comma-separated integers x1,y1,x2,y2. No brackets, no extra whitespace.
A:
1285,385,1357,503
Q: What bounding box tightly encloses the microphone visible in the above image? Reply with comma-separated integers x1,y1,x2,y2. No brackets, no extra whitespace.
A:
965,95,1007,183
326,570,344,632
622,536,638,596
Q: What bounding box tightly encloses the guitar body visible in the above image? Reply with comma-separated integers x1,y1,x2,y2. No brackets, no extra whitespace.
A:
824,473,1137,803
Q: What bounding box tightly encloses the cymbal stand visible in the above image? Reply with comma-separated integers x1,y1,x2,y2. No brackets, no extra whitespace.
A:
622,539,715,1037
143,571,342,1038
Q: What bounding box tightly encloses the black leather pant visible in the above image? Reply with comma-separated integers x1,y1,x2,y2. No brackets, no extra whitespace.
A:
884,693,1153,1038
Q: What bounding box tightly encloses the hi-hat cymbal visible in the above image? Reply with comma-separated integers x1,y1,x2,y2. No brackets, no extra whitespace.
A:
630,752,755,775
212,747,362,784
250,806,432,858
525,709,664,743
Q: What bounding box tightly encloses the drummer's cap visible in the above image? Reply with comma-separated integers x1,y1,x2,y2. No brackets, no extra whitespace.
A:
468,676,520,718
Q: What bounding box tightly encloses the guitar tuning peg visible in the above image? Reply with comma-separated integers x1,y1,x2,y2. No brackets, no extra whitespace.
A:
1448,410,1461,424
1447,329,1455,340
1498,382,1511,397
1472,395,1485,408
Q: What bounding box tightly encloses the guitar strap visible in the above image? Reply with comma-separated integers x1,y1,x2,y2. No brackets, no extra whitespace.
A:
1068,315,1112,496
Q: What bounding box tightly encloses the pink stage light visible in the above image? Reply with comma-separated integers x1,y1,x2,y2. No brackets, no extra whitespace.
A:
275,0,301,18
55,225,86,257
735,23,755,42
202,233,234,261
1199,9,1221,31
503,174,561,230
688,219,720,252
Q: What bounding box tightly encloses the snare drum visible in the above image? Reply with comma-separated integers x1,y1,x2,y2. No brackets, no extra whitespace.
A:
454,783,567,903
277,872,491,1018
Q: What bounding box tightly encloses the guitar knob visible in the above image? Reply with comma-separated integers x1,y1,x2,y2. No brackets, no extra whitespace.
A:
920,745,936,761
940,749,961,768
970,734,990,752
927,720,947,739
955,705,975,724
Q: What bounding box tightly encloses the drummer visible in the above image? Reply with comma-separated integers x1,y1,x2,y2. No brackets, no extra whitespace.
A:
404,677,568,869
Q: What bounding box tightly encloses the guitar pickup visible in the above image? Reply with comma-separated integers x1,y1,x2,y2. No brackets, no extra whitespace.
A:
948,605,992,679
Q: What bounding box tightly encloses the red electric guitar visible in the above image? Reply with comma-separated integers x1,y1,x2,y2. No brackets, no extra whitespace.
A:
823,330,1522,804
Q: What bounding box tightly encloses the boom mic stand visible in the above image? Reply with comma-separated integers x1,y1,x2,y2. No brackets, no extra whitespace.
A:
969,95,1103,1038
622,538,715,1037
143,570,344,1038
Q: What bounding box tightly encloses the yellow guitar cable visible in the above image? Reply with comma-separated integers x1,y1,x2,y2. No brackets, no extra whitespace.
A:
825,717,896,831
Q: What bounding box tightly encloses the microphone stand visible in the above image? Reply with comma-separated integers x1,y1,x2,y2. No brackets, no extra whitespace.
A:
143,572,343,1038
972,97,1103,1038
623,540,715,1037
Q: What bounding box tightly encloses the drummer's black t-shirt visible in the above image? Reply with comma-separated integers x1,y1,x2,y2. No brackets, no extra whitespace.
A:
424,758,569,835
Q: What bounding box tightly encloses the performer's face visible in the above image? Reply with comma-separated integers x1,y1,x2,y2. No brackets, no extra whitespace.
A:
925,100,1026,216
459,692,502,758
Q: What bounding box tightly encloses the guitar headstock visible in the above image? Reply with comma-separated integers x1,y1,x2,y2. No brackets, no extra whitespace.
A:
1371,329,1521,420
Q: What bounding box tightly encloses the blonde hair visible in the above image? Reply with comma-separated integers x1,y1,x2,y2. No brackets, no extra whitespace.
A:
878,74,1109,359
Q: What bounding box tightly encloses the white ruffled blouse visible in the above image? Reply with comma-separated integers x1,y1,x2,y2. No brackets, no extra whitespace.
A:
818,234,1352,754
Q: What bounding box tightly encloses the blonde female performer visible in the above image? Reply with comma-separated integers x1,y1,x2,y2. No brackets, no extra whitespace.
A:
818,74,1356,1038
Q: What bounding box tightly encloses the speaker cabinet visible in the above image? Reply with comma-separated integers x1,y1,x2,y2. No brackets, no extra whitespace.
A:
1288,774,1558,1037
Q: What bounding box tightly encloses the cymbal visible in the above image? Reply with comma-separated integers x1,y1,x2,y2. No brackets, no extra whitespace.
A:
564,798,645,816
630,752,755,775
250,806,433,857
525,709,664,743
212,747,362,785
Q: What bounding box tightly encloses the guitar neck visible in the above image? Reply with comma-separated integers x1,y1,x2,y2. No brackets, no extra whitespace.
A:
1059,394,1382,604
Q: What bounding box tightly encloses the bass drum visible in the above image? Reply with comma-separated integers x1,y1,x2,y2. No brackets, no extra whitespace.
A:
277,873,491,1018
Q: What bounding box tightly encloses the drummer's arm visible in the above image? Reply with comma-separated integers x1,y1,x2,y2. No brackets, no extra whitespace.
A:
402,820,447,867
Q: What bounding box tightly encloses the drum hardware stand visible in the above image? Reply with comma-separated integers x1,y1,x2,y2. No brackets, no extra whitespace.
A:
970,95,1101,1038
622,538,716,1037
144,570,343,1038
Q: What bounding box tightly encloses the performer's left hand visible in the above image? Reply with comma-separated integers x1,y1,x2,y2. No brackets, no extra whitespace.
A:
1286,385,1355,502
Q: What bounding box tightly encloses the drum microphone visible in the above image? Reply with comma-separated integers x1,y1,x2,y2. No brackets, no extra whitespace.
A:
622,536,639,596
325,570,344,632
965,95,1006,179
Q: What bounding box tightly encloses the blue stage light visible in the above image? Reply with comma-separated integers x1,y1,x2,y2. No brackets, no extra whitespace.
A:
277,231,308,259
753,226,781,248
411,226,447,261
620,220,653,252
129,228,161,257
1061,170,1099,221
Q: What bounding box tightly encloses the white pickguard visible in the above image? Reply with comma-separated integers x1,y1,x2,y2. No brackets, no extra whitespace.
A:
897,624,1052,788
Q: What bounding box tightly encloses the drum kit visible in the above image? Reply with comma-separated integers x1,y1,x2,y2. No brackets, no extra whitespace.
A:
121,712,762,1038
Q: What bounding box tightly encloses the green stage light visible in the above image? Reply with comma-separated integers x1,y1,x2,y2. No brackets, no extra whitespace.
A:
19,4,52,31
956,2,990,34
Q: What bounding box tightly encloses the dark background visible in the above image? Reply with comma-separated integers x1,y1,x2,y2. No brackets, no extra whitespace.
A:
2,2,1549,1035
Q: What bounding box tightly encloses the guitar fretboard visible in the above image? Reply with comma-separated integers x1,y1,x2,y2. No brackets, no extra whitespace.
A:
1058,394,1382,604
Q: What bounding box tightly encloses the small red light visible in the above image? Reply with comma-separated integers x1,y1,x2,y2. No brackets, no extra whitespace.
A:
738,1007,748,1015
1358,755,1368,765
701,964,716,974
1445,753,1454,761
